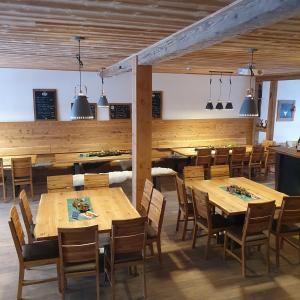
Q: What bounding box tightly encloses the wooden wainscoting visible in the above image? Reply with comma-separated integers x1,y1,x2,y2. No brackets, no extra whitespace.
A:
0,118,254,155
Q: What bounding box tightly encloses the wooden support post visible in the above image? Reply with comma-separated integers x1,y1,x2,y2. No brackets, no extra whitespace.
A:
266,80,278,140
131,56,152,209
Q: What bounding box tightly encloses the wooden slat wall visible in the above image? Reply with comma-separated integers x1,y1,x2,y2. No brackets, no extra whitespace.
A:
0,118,254,155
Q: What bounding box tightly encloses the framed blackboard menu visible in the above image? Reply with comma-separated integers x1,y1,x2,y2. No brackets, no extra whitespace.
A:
109,103,131,119
33,89,57,120
152,91,162,119
71,102,97,120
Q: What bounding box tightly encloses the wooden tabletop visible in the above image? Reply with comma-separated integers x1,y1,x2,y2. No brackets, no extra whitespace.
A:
34,187,140,240
185,177,286,216
171,145,253,157
272,146,300,159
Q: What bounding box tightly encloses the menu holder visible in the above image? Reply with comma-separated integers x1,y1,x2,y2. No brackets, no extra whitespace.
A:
33,89,57,120
152,91,162,119
71,102,97,120
109,103,131,119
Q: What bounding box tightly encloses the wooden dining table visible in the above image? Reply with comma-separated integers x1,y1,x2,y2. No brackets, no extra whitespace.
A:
34,187,140,240
185,177,286,216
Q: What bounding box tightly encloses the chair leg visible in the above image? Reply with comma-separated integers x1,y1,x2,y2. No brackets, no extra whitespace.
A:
223,233,228,259
142,263,147,299
12,182,16,204
96,271,100,300
111,267,115,300
266,242,270,274
2,184,6,202
276,236,280,268
17,265,24,300
157,238,162,265
241,245,246,277
204,235,211,260
182,216,188,241
56,261,62,293
175,209,181,232
192,224,198,248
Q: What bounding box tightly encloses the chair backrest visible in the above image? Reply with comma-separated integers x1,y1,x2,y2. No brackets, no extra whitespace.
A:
210,165,230,179
183,166,204,181
139,179,154,217
214,147,229,165
265,148,276,165
195,148,212,166
230,146,246,164
148,188,166,235
111,217,147,262
84,174,109,190
192,188,212,229
8,206,25,261
0,158,4,183
58,225,99,266
19,190,34,242
47,175,74,193
242,201,275,240
277,196,300,229
11,157,32,179
262,139,275,148
250,145,264,164
175,176,188,209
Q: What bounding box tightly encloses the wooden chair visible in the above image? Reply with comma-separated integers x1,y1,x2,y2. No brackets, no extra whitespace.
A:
248,145,264,179
0,158,6,201
195,148,212,179
9,206,60,299
139,178,154,217
104,217,147,300
214,147,229,165
58,225,100,300
175,176,195,240
183,165,205,182
263,148,276,178
146,188,166,265
84,173,109,189
229,146,246,177
224,201,275,277
210,165,230,179
19,189,35,243
47,174,74,193
270,196,300,267
11,157,33,202
191,188,229,258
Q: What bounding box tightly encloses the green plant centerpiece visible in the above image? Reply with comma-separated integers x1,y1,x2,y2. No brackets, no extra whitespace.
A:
72,197,90,213
226,185,252,198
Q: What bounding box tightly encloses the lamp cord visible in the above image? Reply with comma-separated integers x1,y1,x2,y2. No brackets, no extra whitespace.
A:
76,38,83,94
218,73,223,101
228,75,232,101
209,72,212,101
101,68,104,95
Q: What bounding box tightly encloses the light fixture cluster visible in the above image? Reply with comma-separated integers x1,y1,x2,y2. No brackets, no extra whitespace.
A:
205,72,233,111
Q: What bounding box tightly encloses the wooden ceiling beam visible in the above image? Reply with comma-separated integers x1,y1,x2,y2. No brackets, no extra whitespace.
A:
103,0,300,77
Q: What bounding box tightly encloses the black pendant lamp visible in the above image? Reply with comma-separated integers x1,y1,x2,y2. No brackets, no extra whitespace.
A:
215,73,223,110
205,72,214,110
70,36,93,120
239,48,259,117
225,75,233,110
98,68,109,107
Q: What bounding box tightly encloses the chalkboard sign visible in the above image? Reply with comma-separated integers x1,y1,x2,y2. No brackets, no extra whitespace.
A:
33,89,57,120
109,103,131,119
152,91,162,119
71,102,97,120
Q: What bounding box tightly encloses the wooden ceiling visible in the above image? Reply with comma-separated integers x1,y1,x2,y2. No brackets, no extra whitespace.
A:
0,0,299,75
0,0,234,71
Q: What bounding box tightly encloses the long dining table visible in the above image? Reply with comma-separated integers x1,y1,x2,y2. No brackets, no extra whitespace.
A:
185,177,287,216
34,187,140,240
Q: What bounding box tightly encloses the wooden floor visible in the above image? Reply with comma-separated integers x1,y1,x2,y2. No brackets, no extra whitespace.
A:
1,175,300,300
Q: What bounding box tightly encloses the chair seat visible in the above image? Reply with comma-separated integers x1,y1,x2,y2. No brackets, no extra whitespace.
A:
64,262,97,273
105,245,143,264
146,223,158,239
227,226,267,243
22,240,59,262
272,219,300,234
197,214,230,230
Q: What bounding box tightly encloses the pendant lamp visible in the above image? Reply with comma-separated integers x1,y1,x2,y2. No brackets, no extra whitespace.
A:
98,68,109,107
205,72,214,110
225,75,233,110
70,36,93,120
239,48,259,117
215,73,223,110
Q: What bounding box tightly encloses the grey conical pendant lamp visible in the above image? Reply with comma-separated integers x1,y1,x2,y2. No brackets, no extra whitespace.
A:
70,36,93,120
215,73,223,110
239,48,258,117
98,68,109,107
225,75,233,110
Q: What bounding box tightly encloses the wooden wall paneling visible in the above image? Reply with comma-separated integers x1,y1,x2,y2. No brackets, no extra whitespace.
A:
266,80,278,140
131,57,152,209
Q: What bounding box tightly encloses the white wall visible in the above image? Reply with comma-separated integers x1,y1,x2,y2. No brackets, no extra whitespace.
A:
274,80,300,143
0,68,250,121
